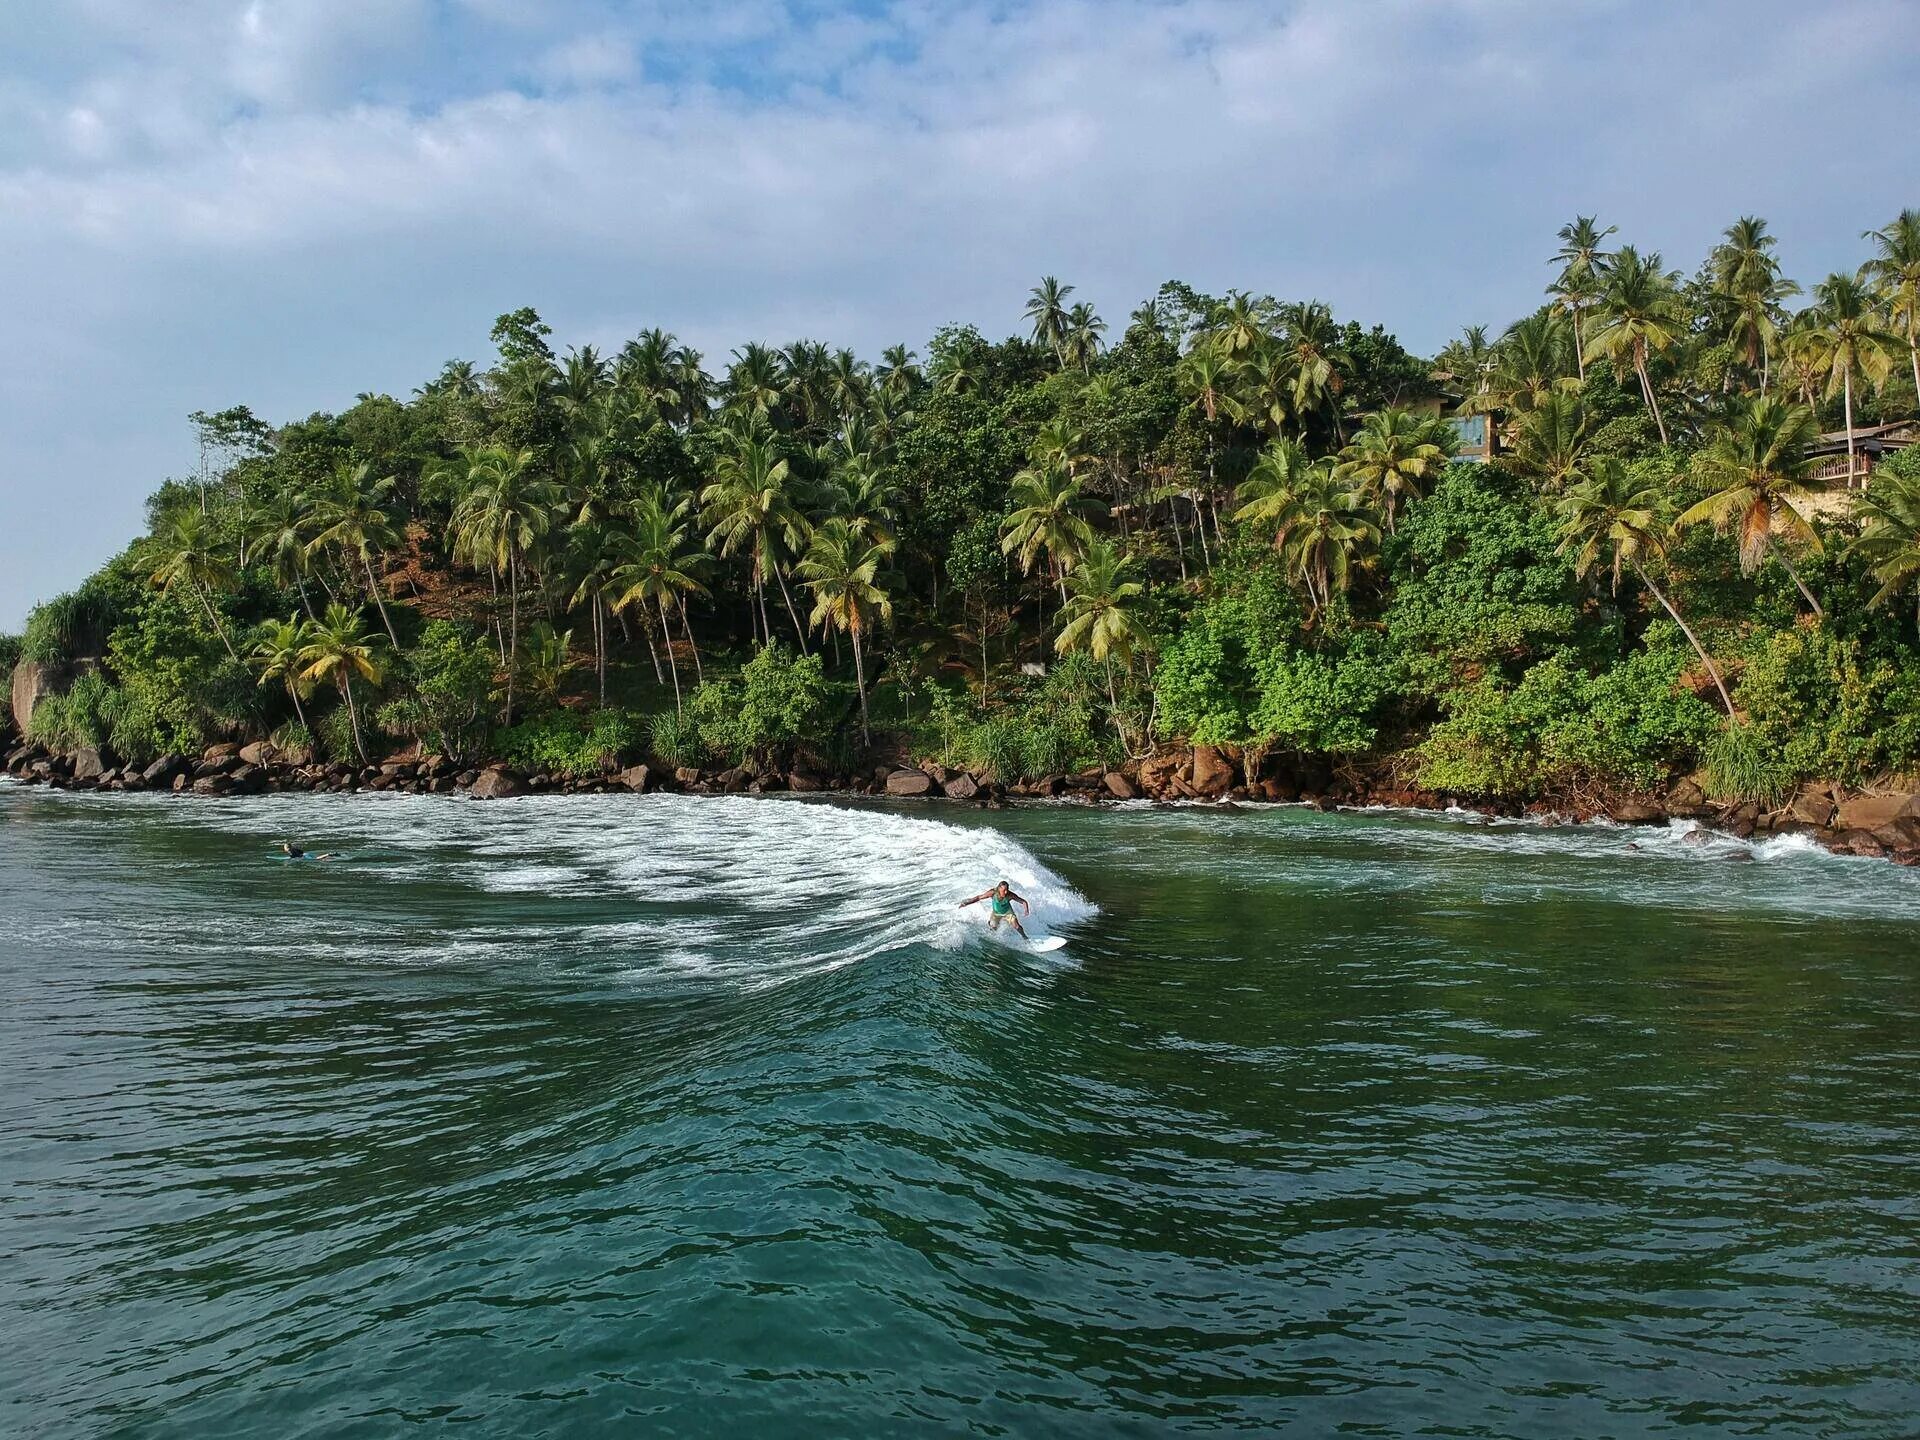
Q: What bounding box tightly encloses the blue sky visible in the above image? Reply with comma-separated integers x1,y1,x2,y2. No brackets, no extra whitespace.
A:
3,0,1918,628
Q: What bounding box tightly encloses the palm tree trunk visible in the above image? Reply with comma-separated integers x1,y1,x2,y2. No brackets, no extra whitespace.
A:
287,683,309,735
341,676,367,764
1193,494,1212,568
488,568,507,665
680,605,704,684
506,552,519,725
773,562,808,653
362,553,400,647
1168,493,1189,581
1844,370,1857,488
297,576,317,621
1633,562,1733,716
1573,309,1586,382
852,623,869,746
658,597,683,715
1772,543,1825,617
595,598,606,704
194,581,240,661
1636,346,1670,446
639,607,664,682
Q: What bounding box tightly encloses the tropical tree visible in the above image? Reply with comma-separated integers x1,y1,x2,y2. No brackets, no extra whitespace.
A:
298,603,384,764
147,506,240,660
1054,537,1149,724
1492,311,1576,412
1852,466,1920,634
1062,302,1107,373
244,490,318,616
1208,289,1274,356
798,517,894,744
1678,394,1825,614
1550,215,1616,380
1864,208,1920,403
1557,460,1732,715
1508,391,1593,494
447,445,555,722
701,433,810,649
1709,216,1797,388
1795,271,1900,483
1334,408,1458,533
612,490,710,713
999,459,1100,600
1276,301,1349,439
1234,449,1379,617
1025,276,1075,362
307,461,404,646
1583,245,1684,445
249,616,314,732
876,344,922,407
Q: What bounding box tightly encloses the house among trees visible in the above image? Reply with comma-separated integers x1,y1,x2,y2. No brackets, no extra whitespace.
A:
1807,421,1916,490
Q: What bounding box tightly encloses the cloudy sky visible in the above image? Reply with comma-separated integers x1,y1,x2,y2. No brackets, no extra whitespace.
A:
3,0,1918,627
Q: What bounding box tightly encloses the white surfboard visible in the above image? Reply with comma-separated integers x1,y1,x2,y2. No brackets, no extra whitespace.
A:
1027,936,1068,954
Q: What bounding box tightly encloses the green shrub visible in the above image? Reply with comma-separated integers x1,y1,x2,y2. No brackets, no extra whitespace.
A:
687,645,835,768
497,708,637,778
1251,637,1401,755
1728,629,1920,787
1702,721,1796,806
315,707,362,765
386,621,497,764
22,584,122,665
647,708,703,770
270,719,315,758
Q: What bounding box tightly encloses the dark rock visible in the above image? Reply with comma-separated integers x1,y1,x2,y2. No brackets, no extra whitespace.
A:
886,769,933,797
192,754,243,780
674,766,703,788
787,770,827,793
455,770,479,788
1836,828,1888,858
1666,777,1708,817
202,742,242,762
1103,772,1137,800
1036,775,1067,798
431,777,456,794
1611,798,1666,825
10,659,67,736
379,760,417,779
1190,745,1235,797
71,746,117,782
616,764,652,793
172,772,190,792
1788,788,1837,829
1836,792,1918,832
228,764,264,793
470,767,527,799
942,773,980,801
190,776,229,795
239,740,277,767
1722,801,1759,839
1260,777,1300,803
1723,848,1754,862
1872,815,1920,851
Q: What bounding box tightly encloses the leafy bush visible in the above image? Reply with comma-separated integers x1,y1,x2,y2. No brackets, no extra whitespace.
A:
918,656,1114,780
1251,636,1401,755
1154,564,1298,744
270,719,315,759
22,584,122,665
1701,722,1796,806
104,588,255,756
384,622,497,764
687,645,835,768
497,708,637,778
1725,628,1920,788
314,706,362,766
647,708,703,770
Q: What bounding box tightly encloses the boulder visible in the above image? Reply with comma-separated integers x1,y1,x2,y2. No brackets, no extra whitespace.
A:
202,742,242,762
674,766,703,788
1190,745,1235,798
616,764,653,794
1722,801,1759,839
470,767,527,800
1788,788,1837,829
192,754,243,780
228,764,265,793
1835,792,1918,833
715,766,752,793
886,768,933,797
1035,775,1067,798
1611,798,1666,825
1835,828,1888,858
142,754,187,786
239,741,277,767
1665,776,1708,817
71,746,117,782
942,773,980,801
1260,777,1300,803
190,775,229,795
787,770,827,793
1138,752,1185,797
1103,771,1137,800
1872,814,1920,851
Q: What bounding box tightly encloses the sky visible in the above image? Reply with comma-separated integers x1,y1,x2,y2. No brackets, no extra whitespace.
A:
3,0,1918,629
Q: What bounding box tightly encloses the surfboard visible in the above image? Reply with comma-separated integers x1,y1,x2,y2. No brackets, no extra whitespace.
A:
1028,936,1068,954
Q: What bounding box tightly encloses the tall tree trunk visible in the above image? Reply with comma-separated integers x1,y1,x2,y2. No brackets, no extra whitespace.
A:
298,576,317,621
658,597,683,715
342,676,367,764
1844,370,1857,488
1573,308,1586,382
639,606,664,682
194,581,240,661
773,561,808,653
852,622,869,746
506,552,519,725
596,598,606,704
1636,345,1670,446
488,568,507,665
1772,543,1825,617
1168,492,1189,581
1633,562,1733,716
363,553,400,647
287,682,309,735
680,605,704,684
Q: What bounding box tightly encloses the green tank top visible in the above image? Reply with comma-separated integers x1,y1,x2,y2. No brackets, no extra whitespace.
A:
991,895,1012,915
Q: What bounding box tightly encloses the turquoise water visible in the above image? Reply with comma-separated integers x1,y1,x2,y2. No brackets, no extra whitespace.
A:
3,784,1919,1437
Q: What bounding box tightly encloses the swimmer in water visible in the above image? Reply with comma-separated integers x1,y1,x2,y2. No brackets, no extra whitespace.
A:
279,841,341,861
959,880,1030,939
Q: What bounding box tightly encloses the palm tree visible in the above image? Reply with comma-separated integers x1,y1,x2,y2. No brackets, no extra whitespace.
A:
1583,245,1684,445
1557,460,1732,715
1231,344,1293,437
1025,277,1074,362
1710,216,1798,389
1865,208,1920,404
1208,290,1274,356
724,342,786,421
1438,324,1498,405
244,490,317,616
1054,538,1148,726
1852,466,1920,635
1062,302,1106,372
1508,391,1593,494
799,518,894,744
1492,311,1576,412
298,603,384,765
447,445,556,722
1276,301,1349,440
1551,215,1616,380
249,616,315,732
1176,344,1239,555
1677,394,1825,614
999,459,1099,600
307,461,404,646
1796,271,1900,485
1234,449,1379,618
148,507,240,660
1333,409,1457,533
612,491,710,713
876,344,922,408
563,517,625,703
701,433,810,649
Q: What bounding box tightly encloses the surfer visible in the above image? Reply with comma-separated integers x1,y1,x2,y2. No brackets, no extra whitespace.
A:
960,880,1030,940
279,841,341,861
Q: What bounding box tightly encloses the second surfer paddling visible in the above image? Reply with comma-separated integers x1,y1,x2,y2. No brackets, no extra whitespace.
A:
960,880,1030,940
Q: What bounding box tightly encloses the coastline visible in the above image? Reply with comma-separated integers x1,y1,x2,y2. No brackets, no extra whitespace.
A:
8,737,1918,870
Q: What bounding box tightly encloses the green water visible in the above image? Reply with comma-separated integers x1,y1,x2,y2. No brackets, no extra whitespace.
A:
3,785,1918,1437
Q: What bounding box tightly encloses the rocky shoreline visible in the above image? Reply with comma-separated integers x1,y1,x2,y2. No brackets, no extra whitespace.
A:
6,737,1919,868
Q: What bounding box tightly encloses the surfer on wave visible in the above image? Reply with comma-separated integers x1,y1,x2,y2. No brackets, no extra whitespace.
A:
959,880,1031,940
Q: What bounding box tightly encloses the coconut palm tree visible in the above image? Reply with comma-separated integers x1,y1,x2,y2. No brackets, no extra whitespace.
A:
1231,343,1294,438
612,491,711,713
1054,538,1148,725
999,459,1100,601
701,432,810,649
1710,216,1798,389
724,342,786,422
298,603,384,764
1025,276,1075,362
799,517,894,744
1557,459,1732,715
1508,391,1593,494
1852,467,1920,635
876,344,922,408
1438,324,1498,407
1865,208,1920,404
307,461,404,646
1550,215,1616,379
447,445,556,722
148,507,240,660
244,490,318,616
1234,447,1378,617
1276,301,1349,440
1796,271,1900,485
249,616,315,732
1678,394,1825,614
1583,245,1684,445
1333,409,1457,533
1493,310,1576,412
1062,302,1106,373
1208,289,1275,356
